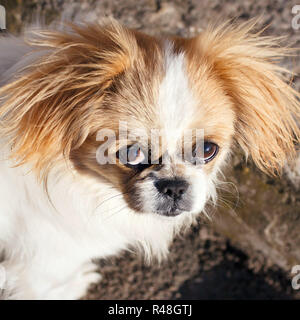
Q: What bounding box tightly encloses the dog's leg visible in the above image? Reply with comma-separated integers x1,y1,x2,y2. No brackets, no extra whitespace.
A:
40,261,101,300
0,257,101,300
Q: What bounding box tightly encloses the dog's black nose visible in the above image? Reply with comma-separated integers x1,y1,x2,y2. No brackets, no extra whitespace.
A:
155,179,189,200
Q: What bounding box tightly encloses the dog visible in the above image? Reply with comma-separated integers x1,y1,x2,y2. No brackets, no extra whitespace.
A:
0,19,299,299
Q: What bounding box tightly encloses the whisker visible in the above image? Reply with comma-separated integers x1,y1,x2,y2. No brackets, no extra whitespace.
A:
94,191,129,212
102,205,129,222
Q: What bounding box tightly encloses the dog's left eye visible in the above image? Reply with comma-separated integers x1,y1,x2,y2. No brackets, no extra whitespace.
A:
192,141,219,164
203,142,218,162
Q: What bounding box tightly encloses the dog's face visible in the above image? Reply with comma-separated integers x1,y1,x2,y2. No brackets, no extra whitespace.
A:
1,21,299,218
71,38,235,217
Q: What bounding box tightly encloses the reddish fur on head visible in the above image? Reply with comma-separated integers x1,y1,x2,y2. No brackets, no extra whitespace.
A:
188,20,300,175
0,21,141,178
0,19,299,182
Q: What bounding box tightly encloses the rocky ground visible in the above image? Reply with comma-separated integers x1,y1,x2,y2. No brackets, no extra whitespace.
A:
86,225,298,300
2,0,300,299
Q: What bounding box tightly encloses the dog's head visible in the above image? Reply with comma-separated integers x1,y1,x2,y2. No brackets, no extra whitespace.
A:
1,20,299,217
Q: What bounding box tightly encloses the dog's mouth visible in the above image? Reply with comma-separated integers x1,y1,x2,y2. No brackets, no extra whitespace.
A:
152,192,193,217
154,207,185,217
123,192,189,217
122,179,193,217
153,201,190,217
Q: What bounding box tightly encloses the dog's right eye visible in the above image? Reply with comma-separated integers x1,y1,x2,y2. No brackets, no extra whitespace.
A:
117,144,147,167
127,145,145,165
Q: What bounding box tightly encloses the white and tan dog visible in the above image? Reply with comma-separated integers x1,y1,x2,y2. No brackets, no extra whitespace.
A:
0,19,299,299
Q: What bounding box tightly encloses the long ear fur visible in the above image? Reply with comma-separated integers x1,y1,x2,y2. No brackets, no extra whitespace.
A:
0,20,138,178
196,20,300,175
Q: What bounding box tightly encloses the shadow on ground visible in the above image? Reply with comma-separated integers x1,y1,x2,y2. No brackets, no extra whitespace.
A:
177,243,293,300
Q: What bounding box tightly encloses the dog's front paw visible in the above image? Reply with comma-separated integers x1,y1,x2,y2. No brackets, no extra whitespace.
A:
72,264,102,299
43,263,101,300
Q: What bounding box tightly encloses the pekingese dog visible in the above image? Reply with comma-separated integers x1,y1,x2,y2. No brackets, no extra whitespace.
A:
0,19,299,299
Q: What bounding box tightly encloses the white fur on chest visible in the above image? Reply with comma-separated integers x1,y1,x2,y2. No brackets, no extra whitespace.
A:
0,154,192,298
